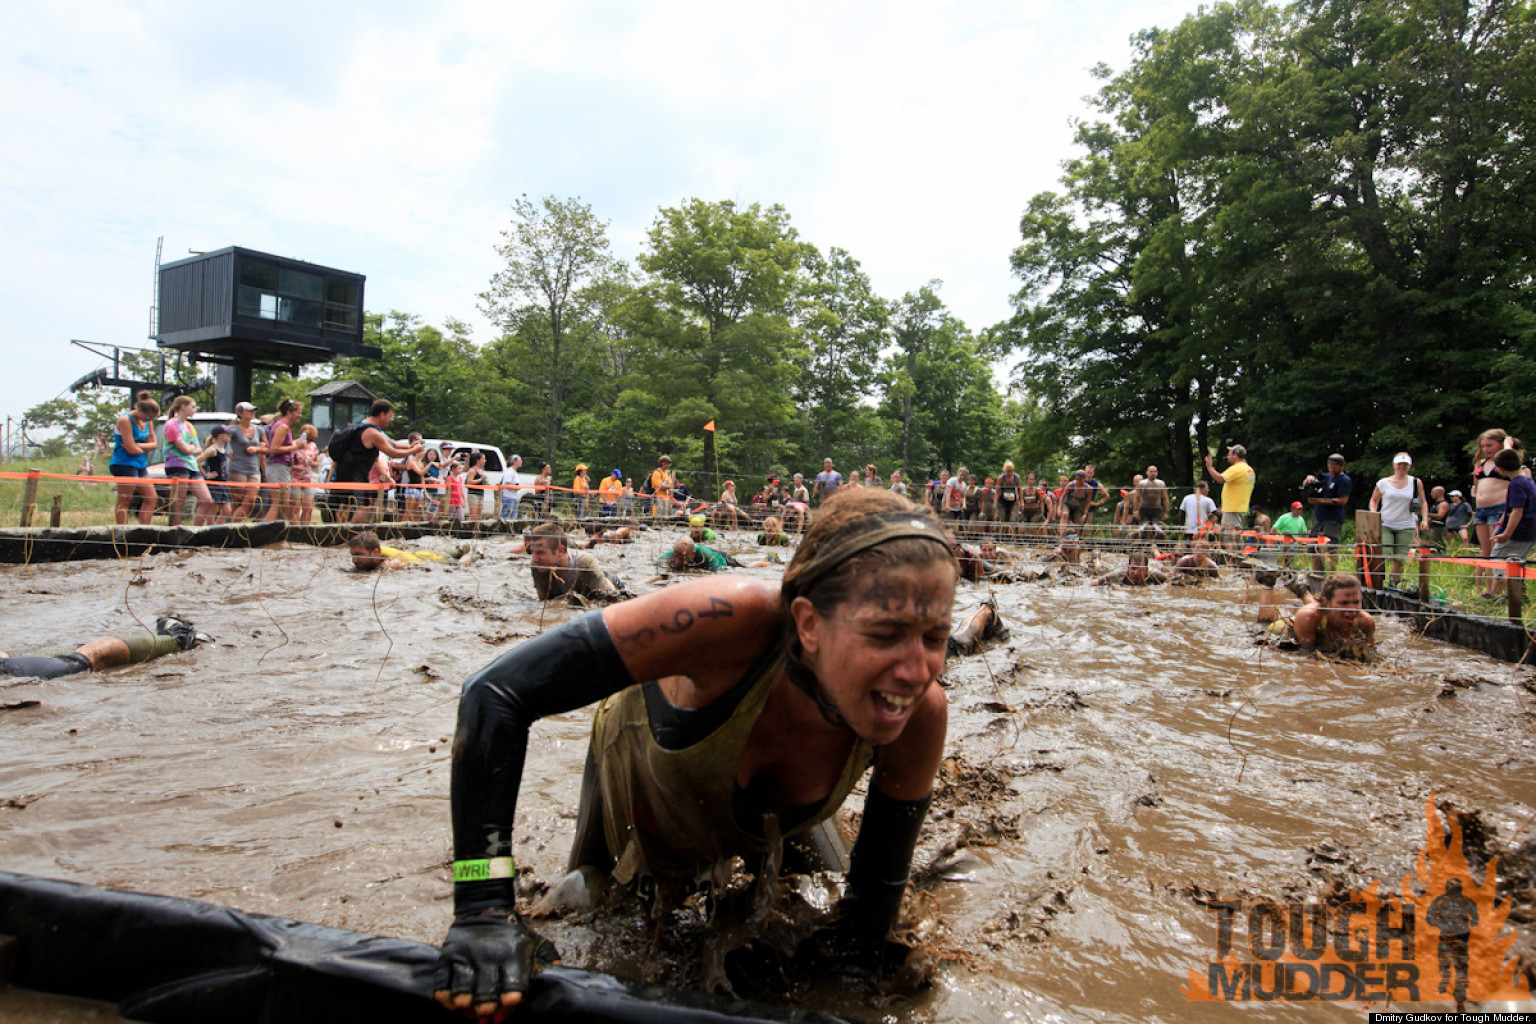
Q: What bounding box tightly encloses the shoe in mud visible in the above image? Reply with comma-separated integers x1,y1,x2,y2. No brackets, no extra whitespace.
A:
980,594,1009,643
156,616,211,650
533,865,609,915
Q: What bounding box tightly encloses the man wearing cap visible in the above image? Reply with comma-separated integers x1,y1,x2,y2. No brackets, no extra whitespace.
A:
500,454,524,520
598,469,623,516
648,456,675,516
1203,445,1256,547
1302,453,1352,572
1272,501,1309,565
1445,489,1472,544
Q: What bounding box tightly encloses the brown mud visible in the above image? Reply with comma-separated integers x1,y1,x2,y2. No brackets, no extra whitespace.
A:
2,530,1534,1021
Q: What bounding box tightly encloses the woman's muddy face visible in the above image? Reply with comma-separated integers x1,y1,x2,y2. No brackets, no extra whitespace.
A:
799,562,954,746
1321,585,1363,625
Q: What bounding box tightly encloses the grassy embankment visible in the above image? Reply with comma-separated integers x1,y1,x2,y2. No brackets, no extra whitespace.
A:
1265,526,1535,630
0,456,119,528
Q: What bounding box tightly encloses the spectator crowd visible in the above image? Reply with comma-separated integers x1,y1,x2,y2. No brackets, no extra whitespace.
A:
103,391,1533,589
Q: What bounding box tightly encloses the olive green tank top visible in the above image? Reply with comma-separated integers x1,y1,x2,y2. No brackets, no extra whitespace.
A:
591,648,873,886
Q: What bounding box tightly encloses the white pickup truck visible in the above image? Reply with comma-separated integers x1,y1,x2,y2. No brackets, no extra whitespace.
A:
417,439,511,517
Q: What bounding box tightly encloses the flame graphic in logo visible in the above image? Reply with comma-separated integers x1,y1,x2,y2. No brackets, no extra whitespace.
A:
1183,794,1531,1005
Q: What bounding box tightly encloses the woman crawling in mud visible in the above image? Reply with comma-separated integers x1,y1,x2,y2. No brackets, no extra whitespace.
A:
434,489,958,1019
1254,571,1377,660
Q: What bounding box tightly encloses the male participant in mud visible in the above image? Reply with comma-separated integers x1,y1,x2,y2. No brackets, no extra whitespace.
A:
348,531,450,570
1171,539,1220,580
1091,551,1167,587
1254,572,1376,658
434,489,961,1019
0,617,208,679
525,523,622,602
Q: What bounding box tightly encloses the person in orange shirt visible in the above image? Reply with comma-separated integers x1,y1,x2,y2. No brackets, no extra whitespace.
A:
648,455,675,516
597,469,623,516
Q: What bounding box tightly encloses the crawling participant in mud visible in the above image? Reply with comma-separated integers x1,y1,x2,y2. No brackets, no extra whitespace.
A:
1254,572,1376,659
659,535,744,573
1091,550,1168,587
0,616,208,679
1170,539,1220,581
348,531,449,571
1040,533,1084,566
526,523,625,602
434,489,958,1020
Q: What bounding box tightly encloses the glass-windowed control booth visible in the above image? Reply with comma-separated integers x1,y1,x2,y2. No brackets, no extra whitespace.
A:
155,247,379,410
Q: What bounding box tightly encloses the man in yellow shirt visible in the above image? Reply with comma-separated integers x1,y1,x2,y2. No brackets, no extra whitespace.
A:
1203,444,1255,548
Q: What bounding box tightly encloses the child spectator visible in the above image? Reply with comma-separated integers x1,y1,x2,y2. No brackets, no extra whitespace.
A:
447,462,468,522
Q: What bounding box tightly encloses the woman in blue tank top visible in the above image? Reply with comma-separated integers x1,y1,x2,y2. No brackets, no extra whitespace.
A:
110,394,160,525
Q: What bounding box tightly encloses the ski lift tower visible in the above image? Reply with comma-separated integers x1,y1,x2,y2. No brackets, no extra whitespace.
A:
153,247,379,410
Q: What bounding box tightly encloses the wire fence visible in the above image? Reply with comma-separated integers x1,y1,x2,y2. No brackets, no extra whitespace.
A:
2,469,1531,629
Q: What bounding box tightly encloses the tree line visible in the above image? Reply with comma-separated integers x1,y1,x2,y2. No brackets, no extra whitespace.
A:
26,0,1534,508
331,195,1024,499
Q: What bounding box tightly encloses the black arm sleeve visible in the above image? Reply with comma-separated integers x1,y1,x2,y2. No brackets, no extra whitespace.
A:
450,610,632,914
843,786,932,938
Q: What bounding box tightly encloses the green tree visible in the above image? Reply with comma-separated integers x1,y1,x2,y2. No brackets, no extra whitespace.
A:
480,195,619,460
794,246,890,460
335,312,487,441
625,199,810,495
1010,0,1536,501
882,283,1003,478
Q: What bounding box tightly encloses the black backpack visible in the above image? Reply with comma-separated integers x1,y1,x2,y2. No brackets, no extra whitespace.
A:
327,423,375,482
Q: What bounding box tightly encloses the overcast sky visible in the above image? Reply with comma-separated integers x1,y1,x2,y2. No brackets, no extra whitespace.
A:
0,0,1208,427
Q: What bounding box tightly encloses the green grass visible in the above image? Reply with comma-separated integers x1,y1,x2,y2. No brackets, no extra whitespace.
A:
0,455,121,528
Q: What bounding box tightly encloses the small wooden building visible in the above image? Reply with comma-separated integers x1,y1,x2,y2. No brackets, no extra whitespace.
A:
306,380,377,447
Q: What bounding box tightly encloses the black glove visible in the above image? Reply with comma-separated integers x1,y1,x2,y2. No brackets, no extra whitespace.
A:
434,909,556,1015
803,905,912,975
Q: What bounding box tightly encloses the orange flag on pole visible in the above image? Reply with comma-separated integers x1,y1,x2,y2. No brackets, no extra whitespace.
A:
702,420,716,432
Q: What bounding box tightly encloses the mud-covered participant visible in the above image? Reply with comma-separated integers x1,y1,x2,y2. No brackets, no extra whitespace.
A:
757,515,792,547
1254,572,1376,659
525,523,623,601
348,530,449,571
659,536,741,573
1092,551,1167,587
0,617,208,679
433,489,959,1019
1171,539,1220,580
1041,533,1084,565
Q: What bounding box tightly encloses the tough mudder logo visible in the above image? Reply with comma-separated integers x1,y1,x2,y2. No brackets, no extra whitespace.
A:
1183,796,1530,1005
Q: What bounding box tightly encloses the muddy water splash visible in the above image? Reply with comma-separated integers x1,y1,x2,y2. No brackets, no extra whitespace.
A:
1,533,1532,1021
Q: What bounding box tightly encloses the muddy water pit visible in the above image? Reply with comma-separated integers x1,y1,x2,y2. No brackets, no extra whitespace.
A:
2,531,1533,1022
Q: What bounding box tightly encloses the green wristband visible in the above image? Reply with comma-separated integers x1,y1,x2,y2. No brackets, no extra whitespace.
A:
453,856,515,883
